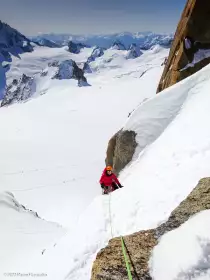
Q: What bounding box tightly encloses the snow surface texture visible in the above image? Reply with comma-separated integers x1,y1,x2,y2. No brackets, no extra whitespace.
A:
32,61,210,280
31,32,173,49
150,210,210,280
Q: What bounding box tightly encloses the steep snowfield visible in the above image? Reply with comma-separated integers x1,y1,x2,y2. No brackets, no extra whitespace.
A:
31,63,210,280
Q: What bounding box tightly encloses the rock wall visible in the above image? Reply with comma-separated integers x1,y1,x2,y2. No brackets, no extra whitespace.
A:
105,130,137,175
157,0,210,93
91,177,210,280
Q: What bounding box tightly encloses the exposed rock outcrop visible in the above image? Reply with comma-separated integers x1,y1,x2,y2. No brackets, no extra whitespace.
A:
52,59,90,86
87,47,105,63
105,130,137,175
157,0,210,93
126,43,143,59
2,74,36,106
92,230,156,280
68,41,87,54
91,177,210,280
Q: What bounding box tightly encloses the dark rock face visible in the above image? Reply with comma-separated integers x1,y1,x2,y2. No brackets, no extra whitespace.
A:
105,130,137,176
52,59,89,86
112,40,126,50
127,43,143,59
1,74,35,106
68,41,87,54
87,47,105,63
91,177,210,280
157,0,210,93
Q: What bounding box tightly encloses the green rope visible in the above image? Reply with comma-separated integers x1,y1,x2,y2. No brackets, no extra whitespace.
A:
107,189,133,280
121,236,133,280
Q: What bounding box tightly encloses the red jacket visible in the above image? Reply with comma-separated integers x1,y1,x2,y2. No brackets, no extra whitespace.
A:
99,168,121,186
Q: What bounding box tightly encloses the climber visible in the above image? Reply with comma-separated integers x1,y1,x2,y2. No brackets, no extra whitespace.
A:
99,166,123,194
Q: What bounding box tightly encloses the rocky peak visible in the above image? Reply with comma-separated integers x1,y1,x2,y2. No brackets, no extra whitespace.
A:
126,43,143,59
111,40,126,50
157,0,210,93
87,47,104,63
51,59,89,86
68,40,87,54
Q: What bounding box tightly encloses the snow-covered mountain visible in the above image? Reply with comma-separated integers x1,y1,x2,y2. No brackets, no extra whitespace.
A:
0,21,34,99
2,58,89,106
0,20,33,63
31,32,173,49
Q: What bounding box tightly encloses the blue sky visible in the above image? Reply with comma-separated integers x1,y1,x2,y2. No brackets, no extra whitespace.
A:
0,0,186,35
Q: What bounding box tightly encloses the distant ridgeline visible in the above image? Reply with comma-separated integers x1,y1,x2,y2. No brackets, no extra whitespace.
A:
31,32,173,50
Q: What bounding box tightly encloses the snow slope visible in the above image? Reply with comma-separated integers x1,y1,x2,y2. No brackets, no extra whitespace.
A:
5,42,210,280
150,210,210,280
1,46,167,226
32,61,210,279
0,45,168,279
0,192,65,277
